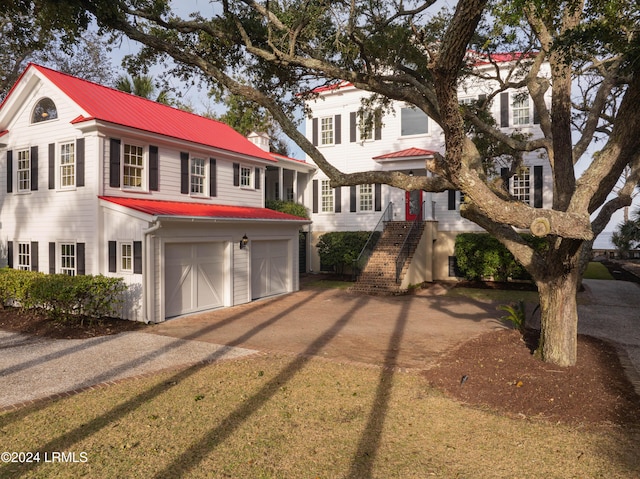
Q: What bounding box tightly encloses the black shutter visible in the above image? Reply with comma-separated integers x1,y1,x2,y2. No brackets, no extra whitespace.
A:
233,162,240,187
30,146,38,191
478,93,487,104
7,241,13,269
49,242,55,274
108,241,117,273
133,241,142,274
500,92,510,127
334,114,341,144
77,243,85,275
350,112,357,143
149,145,158,191
448,190,456,210
109,138,121,187
209,158,217,197
533,102,540,125
312,180,318,213
534,165,543,208
180,152,189,194
350,186,357,212
31,241,38,272
334,186,341,213
312,118,318,146
374,183,382,211
6,150,12,193
48,143,55,189
500,167,510,192
76,138,85,187
255,167,261,189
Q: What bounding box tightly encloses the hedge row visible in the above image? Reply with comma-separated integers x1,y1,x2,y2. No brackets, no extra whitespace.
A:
454,233,547,282
0,268,127,321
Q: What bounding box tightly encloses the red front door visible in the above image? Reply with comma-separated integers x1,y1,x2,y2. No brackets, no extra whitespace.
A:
405,190,422,220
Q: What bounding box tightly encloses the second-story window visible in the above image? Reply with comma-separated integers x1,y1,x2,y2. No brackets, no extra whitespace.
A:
190,158,206,194
123,143,144,188
512,95,530,125
512,167,531,204
321,179,334,212
400,106,428,136
320,117,334,145
240,166,252,187
17,149,30,192
60,142,75,188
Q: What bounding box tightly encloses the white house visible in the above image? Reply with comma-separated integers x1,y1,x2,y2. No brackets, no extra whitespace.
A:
0,64,311,322
304,56,552,284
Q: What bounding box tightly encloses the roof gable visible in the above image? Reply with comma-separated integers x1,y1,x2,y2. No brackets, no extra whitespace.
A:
3,64,273,162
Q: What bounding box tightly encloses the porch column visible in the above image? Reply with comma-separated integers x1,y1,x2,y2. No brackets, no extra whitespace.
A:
278,167,284,201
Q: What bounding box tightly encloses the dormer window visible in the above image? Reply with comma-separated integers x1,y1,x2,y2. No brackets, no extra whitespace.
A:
31,97,58,123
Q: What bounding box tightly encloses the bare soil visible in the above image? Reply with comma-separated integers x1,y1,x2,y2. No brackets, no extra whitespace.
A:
1,289,638,428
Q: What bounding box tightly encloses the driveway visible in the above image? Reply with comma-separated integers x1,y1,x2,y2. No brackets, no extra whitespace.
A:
1,279,638,410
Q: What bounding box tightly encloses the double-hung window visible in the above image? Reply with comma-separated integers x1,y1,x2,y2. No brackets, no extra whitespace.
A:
60,243,76,276
320,117,334,145
120,242,133,273
359,184,373,211
190,158,206,195
512,95,530,125
512,167,531,204
321,179,334,212
60,142,75,188
240,166,252,187
17,243,30,271
17,149,30,192
123,143,144,188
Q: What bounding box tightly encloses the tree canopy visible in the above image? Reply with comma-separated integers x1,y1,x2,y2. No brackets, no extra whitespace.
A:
12,0,640,366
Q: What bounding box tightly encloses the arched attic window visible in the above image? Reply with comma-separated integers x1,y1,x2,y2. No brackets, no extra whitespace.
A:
31,97,58,123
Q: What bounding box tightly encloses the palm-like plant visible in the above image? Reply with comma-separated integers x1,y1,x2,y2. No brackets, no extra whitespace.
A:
115,75,171,105
611,210,640,259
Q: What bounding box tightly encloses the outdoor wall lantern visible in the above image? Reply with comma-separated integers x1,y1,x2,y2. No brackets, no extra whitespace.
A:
240,234,249,249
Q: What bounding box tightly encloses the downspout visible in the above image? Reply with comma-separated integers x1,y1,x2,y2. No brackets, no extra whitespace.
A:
142,220,162,323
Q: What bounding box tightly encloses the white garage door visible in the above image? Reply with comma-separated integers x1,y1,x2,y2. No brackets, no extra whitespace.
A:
251,240,289,300
165,242,225,318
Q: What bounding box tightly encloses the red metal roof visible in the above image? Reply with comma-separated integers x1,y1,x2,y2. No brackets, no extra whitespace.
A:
100,196,308,221
373,148,436,160
24,64,274,162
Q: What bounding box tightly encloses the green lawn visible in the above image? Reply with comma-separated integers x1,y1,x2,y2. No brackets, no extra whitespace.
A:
583,261,615,280
1,355,638,478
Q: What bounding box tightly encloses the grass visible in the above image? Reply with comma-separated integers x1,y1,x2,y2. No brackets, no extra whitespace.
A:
1,355,639,478
583,261,615,280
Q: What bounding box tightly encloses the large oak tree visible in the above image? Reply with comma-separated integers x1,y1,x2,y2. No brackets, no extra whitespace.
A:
21,0,640,366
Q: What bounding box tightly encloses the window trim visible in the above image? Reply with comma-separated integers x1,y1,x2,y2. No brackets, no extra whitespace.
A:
320,116,335,146
512,93,531,126
400,106,429,137
321,179,334,213
358,184,374,212
120,242,133,273
60,243,76,276
31,97,58,123
17,242,31,271
16,148,30,193
189,157,207,195
511,166,531,205
122,142,146,190
59,141,76,189
240,165,253,188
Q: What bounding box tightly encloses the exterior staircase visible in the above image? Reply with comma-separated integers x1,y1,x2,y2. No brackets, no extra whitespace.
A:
350,221,426,295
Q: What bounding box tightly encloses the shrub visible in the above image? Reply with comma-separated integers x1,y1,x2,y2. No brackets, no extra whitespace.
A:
0,268,127,322
265,199,309,219
317,231,372,274
454,233,547,282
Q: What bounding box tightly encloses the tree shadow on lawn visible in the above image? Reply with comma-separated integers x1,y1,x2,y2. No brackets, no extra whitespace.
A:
1,292,407,478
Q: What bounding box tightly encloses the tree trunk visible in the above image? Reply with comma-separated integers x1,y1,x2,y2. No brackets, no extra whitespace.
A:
535,266,581,366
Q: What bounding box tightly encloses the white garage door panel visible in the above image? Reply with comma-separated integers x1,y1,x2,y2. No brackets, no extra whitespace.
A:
165,243,225,318
252,240,289,300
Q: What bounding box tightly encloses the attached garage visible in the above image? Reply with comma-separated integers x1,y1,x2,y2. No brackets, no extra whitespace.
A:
165,242,226,318
251,240,290,300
